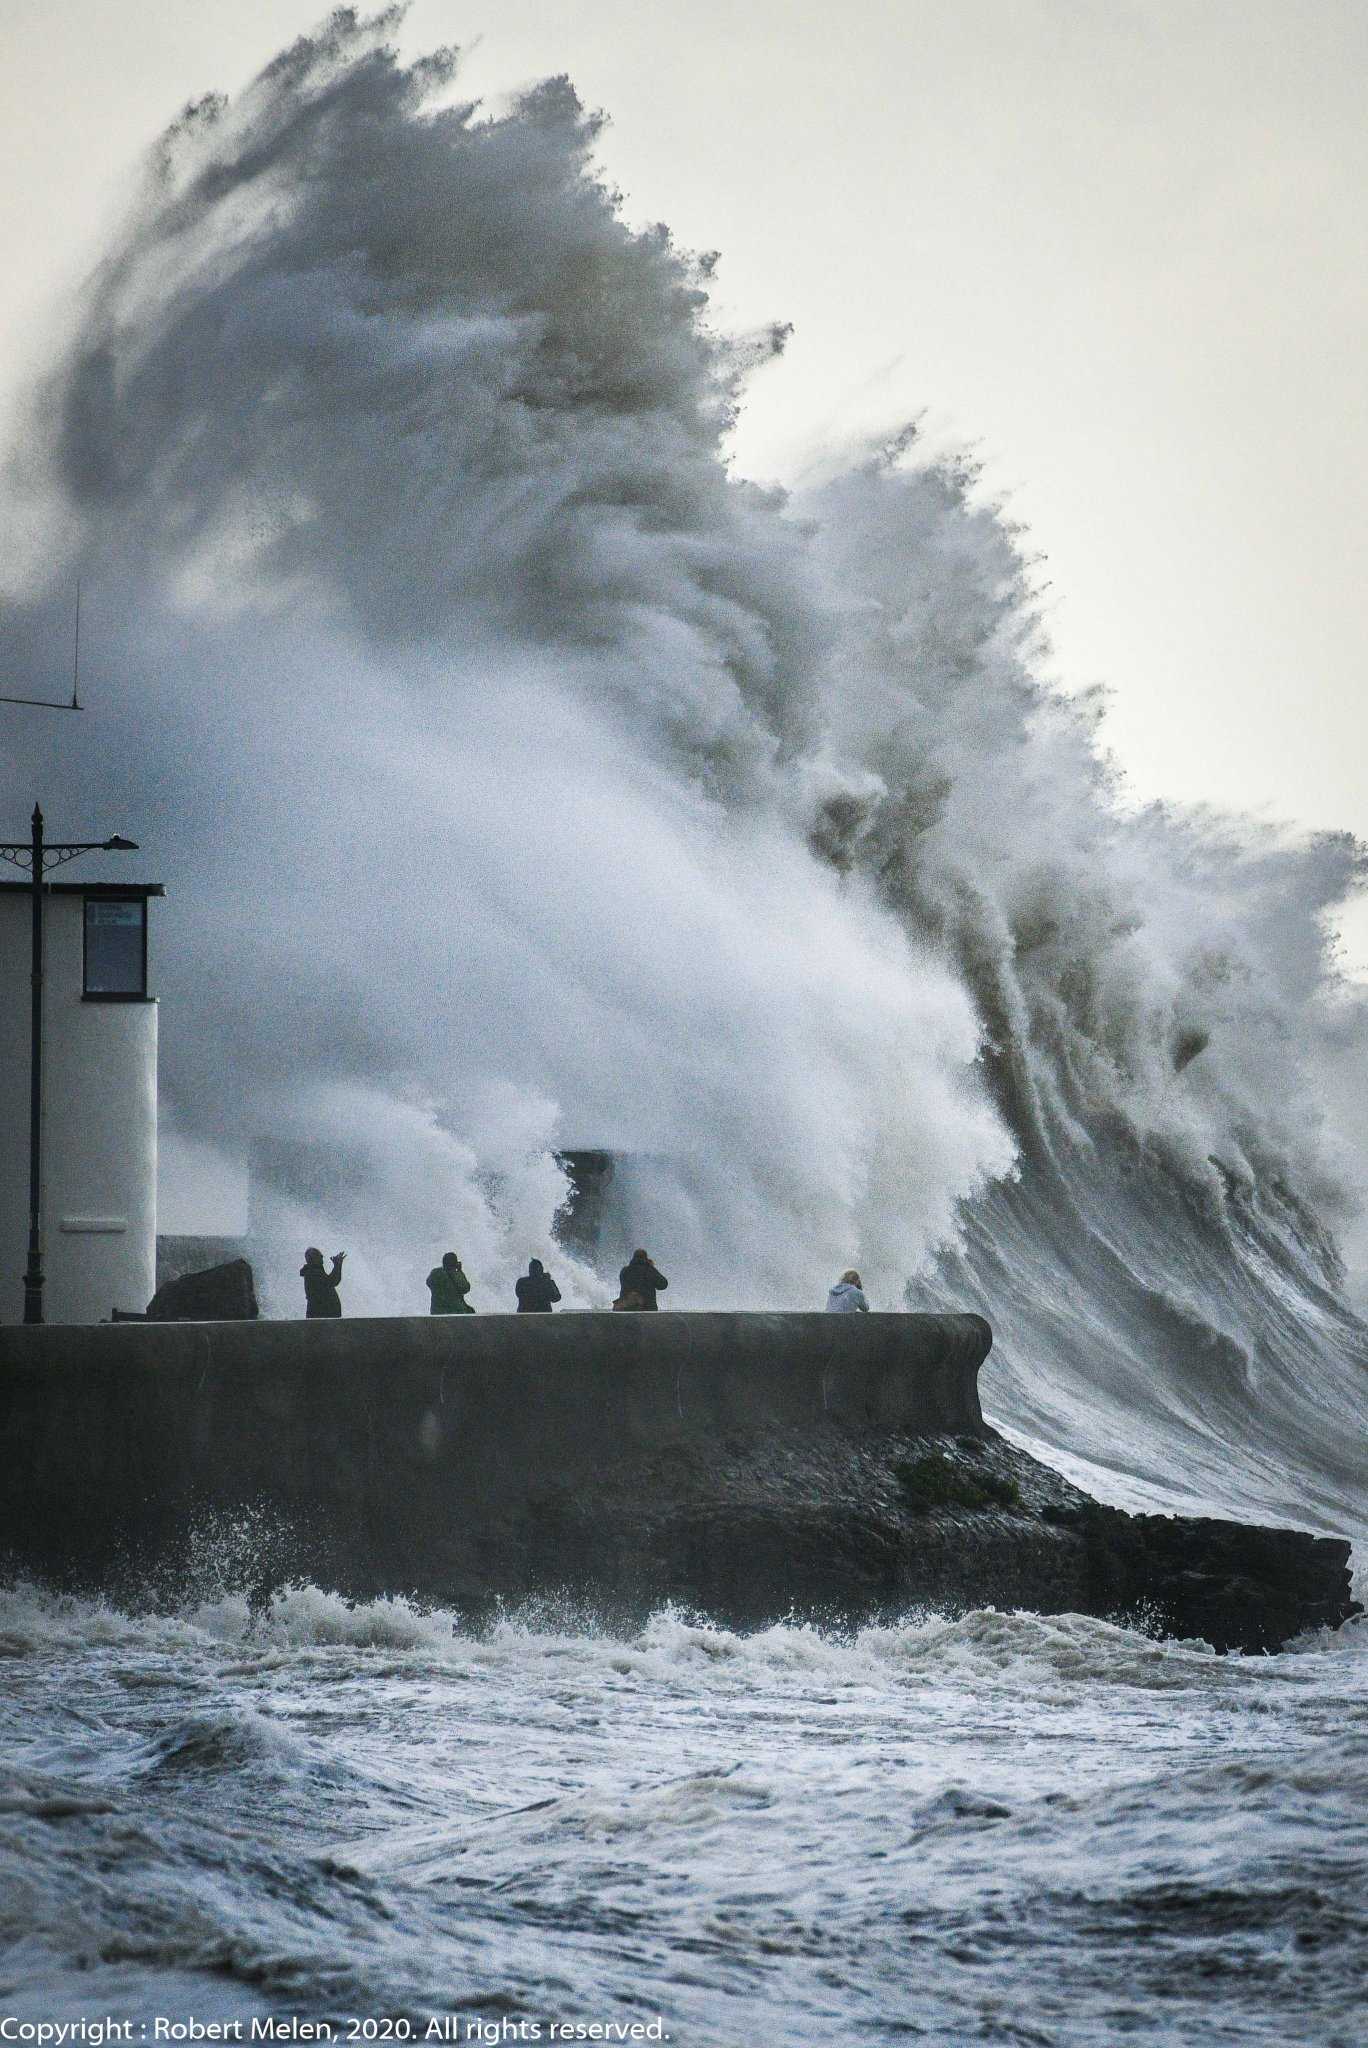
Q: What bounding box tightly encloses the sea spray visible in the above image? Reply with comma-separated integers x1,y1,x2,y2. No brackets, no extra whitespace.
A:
0,11,1364,1541
0,12,1014,1313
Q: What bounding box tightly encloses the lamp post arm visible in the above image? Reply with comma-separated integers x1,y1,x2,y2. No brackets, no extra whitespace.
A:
0,837,140,876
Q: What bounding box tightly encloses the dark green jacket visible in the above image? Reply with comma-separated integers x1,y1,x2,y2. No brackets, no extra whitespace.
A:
427,1265,473,1314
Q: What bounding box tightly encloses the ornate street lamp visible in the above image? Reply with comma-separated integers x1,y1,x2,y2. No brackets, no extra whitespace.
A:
0,806,137,1322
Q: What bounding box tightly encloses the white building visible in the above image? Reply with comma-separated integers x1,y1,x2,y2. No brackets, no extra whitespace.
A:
0,881,161,1323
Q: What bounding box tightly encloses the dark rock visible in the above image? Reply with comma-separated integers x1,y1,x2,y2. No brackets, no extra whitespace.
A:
145,1259,259,1323
1040,1500,1359,1653
893,1449,1022,1514
156,1234,251,1291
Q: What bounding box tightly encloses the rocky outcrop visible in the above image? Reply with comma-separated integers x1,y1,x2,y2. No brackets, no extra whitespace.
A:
503,1427,1359,1650
144,1258,259,1322
1040,1499,1357,1654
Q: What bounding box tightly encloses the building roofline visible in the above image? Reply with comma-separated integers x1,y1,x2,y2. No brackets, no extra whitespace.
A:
0,881,165,897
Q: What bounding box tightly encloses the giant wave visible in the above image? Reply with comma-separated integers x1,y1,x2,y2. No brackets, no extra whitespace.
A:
1,8,1365,1550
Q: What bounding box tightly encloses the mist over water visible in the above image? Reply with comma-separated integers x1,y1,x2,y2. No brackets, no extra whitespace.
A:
2,10,1366,1536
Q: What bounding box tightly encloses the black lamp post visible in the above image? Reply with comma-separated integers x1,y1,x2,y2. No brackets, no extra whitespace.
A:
0,805,137,1323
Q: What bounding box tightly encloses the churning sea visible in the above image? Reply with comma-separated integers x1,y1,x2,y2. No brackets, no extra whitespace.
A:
2,1577,1365,2047
4,15,1368,2044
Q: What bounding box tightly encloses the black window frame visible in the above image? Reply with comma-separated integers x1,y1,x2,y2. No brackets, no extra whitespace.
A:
82,894,149,1002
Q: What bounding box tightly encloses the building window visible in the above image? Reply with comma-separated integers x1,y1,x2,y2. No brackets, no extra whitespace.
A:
84,897,147,998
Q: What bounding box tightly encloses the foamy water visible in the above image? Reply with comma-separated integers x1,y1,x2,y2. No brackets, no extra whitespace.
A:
3,16,1367,2037
2,1581,1365,2045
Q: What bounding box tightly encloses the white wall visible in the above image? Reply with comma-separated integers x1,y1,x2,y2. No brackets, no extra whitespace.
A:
0,892,157,1323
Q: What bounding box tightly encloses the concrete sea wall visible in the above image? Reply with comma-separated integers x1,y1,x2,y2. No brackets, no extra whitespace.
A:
0,1310,986,1589
0,1308,1356,1649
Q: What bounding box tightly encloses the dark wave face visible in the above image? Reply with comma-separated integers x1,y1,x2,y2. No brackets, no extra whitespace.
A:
2,10,1365,1542
929,1137,1368,1545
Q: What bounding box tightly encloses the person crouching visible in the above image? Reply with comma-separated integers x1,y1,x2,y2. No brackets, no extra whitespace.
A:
826,1269,869,1313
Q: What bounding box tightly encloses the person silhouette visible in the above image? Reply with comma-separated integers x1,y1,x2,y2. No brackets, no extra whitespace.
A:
615,1248,668,1310
301,1247,344,1318
427,1252,474,1314
515,1257,561,1313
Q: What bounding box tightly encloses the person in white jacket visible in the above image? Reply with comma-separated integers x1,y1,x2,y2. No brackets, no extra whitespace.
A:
826,1269,870,1312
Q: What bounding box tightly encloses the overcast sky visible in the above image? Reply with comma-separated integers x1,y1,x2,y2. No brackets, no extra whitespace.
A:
4,0,1367,955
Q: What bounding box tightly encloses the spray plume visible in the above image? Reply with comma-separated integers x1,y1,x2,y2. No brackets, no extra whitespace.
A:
3,10,1366,1531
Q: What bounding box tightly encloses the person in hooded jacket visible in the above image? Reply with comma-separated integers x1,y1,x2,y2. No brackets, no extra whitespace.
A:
427,1251,473,1314
616,1248,668,1310
826,1269,869,1313
515,1258,561,1313
301,1246,344,1317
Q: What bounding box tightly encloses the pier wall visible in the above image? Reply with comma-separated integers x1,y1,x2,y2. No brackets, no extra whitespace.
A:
0,1311,990,1599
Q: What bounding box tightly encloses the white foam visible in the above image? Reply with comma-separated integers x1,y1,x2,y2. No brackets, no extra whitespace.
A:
1,12,1365,1544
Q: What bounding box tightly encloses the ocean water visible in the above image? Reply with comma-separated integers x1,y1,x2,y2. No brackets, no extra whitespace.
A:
4,16,1368,2038
3,1583,1366,2046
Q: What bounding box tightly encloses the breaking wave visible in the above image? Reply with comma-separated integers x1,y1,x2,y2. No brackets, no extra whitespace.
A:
2,8,1365,1542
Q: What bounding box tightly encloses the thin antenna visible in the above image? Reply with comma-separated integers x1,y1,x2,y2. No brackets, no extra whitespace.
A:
0,583,85,711
71,580,81,710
